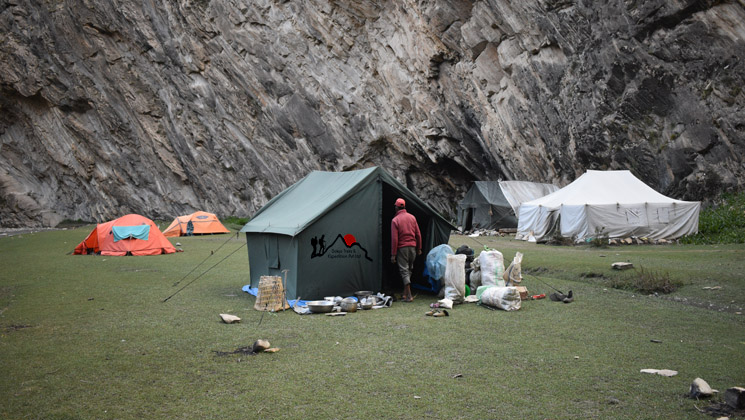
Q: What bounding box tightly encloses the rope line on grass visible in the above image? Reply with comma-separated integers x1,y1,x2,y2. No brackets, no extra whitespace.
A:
171,232,240,287
162,241,246,303
523,272,565,294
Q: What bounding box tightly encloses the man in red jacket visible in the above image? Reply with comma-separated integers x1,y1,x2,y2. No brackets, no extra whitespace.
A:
391,198,422,302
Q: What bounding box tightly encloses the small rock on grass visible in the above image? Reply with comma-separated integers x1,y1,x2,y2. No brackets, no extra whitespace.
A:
252,339,271,353
612,262,633,270
689,378,717,398
219,314,241,324
640,368,678,377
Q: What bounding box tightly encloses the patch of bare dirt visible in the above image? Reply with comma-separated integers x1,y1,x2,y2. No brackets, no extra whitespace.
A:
4,324,31,332
213,345,258,356
695,400,745,418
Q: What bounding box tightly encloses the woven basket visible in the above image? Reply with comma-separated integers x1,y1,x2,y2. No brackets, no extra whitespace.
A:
254,275,289,311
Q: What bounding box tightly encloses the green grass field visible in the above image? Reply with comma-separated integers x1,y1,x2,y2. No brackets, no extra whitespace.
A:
1,226,743,419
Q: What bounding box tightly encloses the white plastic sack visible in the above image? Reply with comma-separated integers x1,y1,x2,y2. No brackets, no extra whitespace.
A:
475,285,494,300
503,252,523,286
479,250,505,287
443,254,466,303
480,286,521,311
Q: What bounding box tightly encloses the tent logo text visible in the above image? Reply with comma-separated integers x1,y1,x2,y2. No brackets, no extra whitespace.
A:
310,233,373,261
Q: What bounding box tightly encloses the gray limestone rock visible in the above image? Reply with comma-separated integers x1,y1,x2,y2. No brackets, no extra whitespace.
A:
1,0,744,227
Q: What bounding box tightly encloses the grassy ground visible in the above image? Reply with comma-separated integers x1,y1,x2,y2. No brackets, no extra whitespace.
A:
0,227,743,419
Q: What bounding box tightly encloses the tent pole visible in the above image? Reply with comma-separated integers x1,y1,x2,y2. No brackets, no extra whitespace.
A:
281,269,289,311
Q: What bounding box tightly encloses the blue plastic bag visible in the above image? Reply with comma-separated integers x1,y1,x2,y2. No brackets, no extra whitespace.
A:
425,244,454,281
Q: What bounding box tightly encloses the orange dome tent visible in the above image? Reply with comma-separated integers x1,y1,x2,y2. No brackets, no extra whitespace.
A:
162,211,230,237
73,214,176,256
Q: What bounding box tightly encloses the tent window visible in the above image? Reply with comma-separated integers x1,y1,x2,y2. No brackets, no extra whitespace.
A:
657,208,670,224
265,236,280,269
625,208,643,225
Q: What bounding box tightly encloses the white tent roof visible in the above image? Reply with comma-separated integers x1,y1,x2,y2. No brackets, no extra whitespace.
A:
525,170,686,208
498,180,560,213
516,170,700,241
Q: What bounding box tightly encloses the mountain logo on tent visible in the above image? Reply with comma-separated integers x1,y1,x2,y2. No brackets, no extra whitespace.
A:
310,233,372,261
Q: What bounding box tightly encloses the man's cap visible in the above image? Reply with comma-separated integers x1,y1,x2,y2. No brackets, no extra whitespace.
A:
395,198,406,207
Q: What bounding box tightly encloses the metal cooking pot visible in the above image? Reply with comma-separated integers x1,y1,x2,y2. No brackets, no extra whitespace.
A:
340,298,358,313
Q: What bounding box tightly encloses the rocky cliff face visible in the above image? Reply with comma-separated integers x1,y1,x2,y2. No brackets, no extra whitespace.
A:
1,0,744,227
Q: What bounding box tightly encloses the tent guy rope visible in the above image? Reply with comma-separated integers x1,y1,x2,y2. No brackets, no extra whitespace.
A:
162,241,246,303
171,232,240,287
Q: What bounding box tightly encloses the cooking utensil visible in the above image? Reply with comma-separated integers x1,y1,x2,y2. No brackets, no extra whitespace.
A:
307,300,334,313
354,291,372,300
340,297,357,313
360,297,374,310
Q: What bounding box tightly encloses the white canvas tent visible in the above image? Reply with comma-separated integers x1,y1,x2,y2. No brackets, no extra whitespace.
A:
516,170,700,242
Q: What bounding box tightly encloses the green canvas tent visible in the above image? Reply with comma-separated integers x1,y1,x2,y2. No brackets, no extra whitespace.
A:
240,167,454,300
457,181,516,230
457,181,559,231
